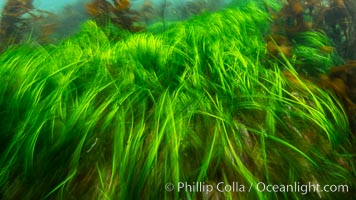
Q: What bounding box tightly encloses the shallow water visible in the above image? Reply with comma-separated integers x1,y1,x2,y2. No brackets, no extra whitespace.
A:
0,1,355,199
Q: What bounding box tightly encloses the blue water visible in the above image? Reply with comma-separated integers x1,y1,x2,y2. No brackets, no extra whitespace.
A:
0,0,89,13
0,0,175,13
34,0,89,12
0,0,232,13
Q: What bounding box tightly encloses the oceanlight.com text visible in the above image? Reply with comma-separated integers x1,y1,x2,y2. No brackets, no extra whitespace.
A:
255,182,348,195
165,181,349,195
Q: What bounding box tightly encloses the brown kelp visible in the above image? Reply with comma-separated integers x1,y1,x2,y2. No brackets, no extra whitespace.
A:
267,0,356,60
0,0,88,50
263,0,355,138
86,0,142,31
319,61,356,135
35,1,90,43
0,0,35,50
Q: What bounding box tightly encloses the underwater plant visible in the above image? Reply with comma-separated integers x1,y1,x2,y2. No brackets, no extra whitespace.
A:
319,61,356,135
263,0,355,130
0,0,88,50
86,0,142,31
267,0,356,60
0,0,35,50
35,1,90,44
0,1,355,200
313,0,356,60
292,31,344,75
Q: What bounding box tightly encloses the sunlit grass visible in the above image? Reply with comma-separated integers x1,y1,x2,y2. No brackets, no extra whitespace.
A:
0,3,354,200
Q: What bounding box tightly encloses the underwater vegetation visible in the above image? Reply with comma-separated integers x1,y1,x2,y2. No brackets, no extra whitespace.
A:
86,0,141,31
319,61,356,134
264,0,356,84
0,0,227,50
0,0,89,50
0,0,355,200
264,0,356,135
0,0,36,49
84,0,228,33
267,0,356,60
